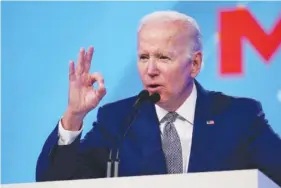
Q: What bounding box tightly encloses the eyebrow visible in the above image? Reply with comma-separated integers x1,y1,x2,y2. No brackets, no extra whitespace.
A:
155,51,175,58
138,51,175,57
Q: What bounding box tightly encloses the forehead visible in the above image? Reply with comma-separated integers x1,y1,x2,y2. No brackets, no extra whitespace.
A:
137,22,190,53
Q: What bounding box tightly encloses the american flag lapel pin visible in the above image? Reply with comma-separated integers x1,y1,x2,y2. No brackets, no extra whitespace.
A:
206,120,215,125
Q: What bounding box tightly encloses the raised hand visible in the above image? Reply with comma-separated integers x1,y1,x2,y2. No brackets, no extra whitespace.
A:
62,46,106,131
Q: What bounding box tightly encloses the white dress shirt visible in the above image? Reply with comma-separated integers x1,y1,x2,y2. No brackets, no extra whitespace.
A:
58,83,197,173
155,83,197,172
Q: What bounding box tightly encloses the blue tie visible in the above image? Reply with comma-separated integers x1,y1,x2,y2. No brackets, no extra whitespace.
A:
161,112,183,173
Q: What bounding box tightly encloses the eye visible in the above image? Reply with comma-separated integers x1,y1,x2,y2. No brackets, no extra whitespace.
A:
139,54,149,60
159,55,170,60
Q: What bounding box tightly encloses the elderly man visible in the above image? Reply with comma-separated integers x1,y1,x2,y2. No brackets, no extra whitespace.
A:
36,10,281,185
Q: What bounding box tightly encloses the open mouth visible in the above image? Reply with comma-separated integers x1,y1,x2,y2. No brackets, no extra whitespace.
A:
148,84,161,89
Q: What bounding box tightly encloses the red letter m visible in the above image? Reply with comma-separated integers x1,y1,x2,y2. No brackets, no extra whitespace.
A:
219,8,281,75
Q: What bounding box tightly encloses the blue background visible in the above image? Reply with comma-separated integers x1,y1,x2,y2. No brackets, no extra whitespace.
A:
2,1,281,184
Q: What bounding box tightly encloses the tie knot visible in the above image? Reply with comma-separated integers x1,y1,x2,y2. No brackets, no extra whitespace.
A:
161,112,178,124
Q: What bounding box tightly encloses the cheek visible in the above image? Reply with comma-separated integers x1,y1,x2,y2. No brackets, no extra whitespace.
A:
137,63,145,76
161,66,182,81
162,67,189,90
160,71,179,94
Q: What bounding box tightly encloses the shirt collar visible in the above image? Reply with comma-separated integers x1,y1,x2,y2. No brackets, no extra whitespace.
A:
155,82,197,124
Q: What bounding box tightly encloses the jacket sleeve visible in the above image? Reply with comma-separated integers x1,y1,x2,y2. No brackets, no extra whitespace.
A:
35,107,114,182
248,100,281,186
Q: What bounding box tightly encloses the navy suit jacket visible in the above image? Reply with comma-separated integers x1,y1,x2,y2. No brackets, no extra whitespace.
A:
36,81,281,185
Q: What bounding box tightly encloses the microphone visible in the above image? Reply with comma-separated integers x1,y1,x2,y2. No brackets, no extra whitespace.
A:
149,93,161,103
106,90,149,177
132,90,149,108
111,92,161,177
119,92,159,145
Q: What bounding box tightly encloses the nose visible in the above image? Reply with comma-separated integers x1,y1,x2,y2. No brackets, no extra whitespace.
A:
147,60,159,77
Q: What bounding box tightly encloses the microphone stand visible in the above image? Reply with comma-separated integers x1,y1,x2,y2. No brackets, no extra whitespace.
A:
109,92,160,178
105,90,149,178
106,149,113,177
113,106,141,177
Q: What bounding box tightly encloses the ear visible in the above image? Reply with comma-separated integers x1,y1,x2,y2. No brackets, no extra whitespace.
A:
190,51,202,78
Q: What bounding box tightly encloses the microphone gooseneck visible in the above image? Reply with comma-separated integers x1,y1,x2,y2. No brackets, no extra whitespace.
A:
106,90,150,177
108,91,161,177
119,92,160,147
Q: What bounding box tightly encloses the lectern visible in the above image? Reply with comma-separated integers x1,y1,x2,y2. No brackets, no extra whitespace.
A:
2,169,280,188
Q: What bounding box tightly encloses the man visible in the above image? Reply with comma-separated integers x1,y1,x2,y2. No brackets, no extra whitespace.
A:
36,10,281,185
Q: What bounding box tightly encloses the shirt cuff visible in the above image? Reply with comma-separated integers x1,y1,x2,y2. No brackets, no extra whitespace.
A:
58,119,83,145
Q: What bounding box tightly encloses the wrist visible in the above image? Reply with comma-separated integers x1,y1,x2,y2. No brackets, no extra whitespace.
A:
62,109,85,131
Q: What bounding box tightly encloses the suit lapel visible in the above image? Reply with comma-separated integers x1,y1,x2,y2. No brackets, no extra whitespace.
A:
128,80,221,174
131,100,167,175
188,80,216,172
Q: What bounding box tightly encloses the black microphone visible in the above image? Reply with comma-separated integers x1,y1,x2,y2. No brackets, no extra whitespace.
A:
132,90,149,108
119,91,158,145
149,93,161,103
107,90,149,177
112,92,161,177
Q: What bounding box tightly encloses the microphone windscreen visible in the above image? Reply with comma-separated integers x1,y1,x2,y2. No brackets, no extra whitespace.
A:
150,93,160,103
138,90,149,99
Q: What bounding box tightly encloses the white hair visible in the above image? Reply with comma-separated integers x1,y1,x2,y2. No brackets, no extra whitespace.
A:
138,10,202,58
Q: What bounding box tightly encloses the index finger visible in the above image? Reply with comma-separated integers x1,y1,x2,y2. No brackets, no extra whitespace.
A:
89,72,104,87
